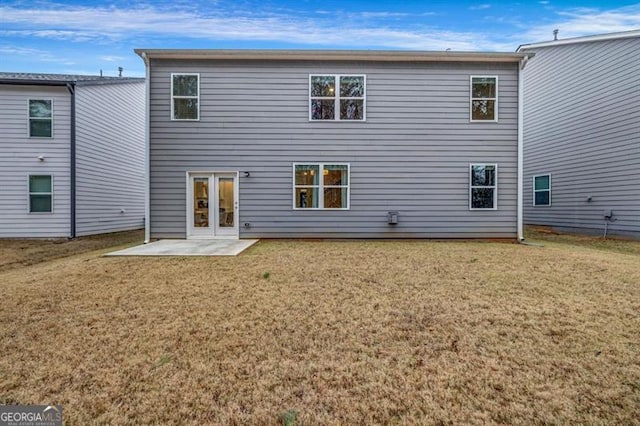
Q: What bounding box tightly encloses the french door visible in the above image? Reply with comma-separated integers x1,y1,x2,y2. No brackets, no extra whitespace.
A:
188,172,238,239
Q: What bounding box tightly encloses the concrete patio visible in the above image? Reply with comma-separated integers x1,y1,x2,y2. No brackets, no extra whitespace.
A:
106,239,258,256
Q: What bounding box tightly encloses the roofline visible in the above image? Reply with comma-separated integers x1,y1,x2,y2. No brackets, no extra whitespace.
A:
517,29,640,51
0,78,70,87
0,77,144,87
135,49,529,63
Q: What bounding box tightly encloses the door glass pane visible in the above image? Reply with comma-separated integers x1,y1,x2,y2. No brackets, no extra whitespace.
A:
193,178,209,228
218,178,234,228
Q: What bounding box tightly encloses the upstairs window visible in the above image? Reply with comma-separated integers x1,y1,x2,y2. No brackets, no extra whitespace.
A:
470,164,497,210
294,163,350,209
533,174,551,206
29,99,52,137
29,175,53,213
470,76,497,121
171,73,199,120
310,75,365,121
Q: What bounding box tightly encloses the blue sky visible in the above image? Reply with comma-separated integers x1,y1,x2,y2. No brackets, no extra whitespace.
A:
1,0,639,77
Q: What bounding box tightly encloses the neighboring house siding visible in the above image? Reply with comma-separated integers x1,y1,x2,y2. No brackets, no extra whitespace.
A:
522,38,640,237
0,85,71,238
75,82,146,236
149,59,519,238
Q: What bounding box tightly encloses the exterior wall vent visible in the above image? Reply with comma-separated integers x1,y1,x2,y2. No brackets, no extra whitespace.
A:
387,211,399,225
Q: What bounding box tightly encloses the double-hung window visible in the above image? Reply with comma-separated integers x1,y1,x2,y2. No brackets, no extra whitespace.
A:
294,164,350,209
310,75,365,121
29,99,53,137
29,175,53,213
171,73,199,120
533,174,551,206
470,164,497,210
470,76,497,121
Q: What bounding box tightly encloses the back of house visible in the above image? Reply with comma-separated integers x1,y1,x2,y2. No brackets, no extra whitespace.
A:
519,31,640,238
0,73,145,238
136,49,529,240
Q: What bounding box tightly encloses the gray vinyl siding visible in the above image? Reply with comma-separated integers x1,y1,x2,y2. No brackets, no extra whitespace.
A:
522,37,640,238
0,85,71,238
75,82,145,236
149,59,519,238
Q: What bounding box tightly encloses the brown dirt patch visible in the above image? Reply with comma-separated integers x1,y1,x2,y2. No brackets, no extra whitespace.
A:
0,230,143,272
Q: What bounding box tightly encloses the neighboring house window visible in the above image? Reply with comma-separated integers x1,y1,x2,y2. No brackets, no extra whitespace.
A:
310,75,365,121
470,164,497,210
29,175,53,213
29,99,52,137
470,76,497,121
294,163,350,209
171,73,199,120
533,174,551,206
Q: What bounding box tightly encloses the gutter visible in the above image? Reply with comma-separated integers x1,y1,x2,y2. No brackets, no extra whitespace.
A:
141,52,151,244
135,49,528,63
66,82,77,239
517,55,530,242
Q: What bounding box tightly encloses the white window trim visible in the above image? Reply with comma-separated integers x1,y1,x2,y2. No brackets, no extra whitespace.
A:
469,76,498,123
28,174,53,214
292,163,351,210
28,99,53,138
171,73,200,121
469,163,498,210
309,75,366,121
533,173,552,207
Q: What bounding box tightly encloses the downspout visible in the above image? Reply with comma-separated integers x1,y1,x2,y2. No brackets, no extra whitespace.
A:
517,55,529,242
66,82,77,239
142,52,151,243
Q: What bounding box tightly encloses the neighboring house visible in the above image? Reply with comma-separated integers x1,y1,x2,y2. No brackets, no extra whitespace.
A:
519,30,640,238
135,49,530,240
0,73,146,238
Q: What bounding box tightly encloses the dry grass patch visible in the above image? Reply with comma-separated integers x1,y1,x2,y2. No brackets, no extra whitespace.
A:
526,225,640,256
0,230,143,272
1,239,639,424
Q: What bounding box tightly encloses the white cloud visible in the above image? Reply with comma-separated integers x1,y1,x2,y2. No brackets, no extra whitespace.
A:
0,3,505,51
99,55,127,62
469,4,491,10
520,4,640,43
1,2,638,55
